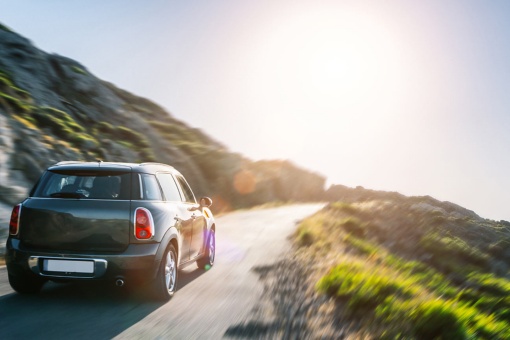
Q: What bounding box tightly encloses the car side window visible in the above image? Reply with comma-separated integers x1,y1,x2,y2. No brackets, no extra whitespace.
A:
175,176,196,203
140,174,162,200
156,173,182,202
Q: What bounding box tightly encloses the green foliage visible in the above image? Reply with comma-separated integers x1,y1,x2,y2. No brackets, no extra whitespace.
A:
420,232,490,268
94,122,153,160
317,262,413,312
340,217,365,236
0,23,12,32
318,258,510,339
411,300,467,339
301,202,510,338
0,70,32,100
328,201,359,214
343,234,378,256
296,219,320,247
29,106,98,149
70,66,87,75
96,121,115,134
116,126,149,148
0,92,31,113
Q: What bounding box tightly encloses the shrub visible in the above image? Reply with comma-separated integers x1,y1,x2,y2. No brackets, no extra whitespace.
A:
412,300,466,339
296,219,321,247
341,217,365,236
116,126,149,148
317,262,412,312
328,202,358,214
0,92,31,113
0,23,12,32
70,66,87,75
420,232,490,268
96,121,115,134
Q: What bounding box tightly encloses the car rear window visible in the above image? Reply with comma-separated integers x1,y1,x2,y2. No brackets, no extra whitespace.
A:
32,170,132,200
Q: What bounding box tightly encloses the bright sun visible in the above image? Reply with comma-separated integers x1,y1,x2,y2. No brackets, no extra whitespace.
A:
248,7,403,116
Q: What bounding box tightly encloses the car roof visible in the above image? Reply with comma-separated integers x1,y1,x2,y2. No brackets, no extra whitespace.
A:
47,161,181,175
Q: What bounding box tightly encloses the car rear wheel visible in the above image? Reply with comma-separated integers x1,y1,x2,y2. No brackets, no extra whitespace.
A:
197,228,215,270
152,244,178,301
8,271,46,294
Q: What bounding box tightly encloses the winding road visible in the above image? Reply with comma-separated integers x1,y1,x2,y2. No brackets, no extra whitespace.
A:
0,204,323,339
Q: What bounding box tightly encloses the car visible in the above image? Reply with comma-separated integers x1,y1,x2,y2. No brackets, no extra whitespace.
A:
5,161,215,300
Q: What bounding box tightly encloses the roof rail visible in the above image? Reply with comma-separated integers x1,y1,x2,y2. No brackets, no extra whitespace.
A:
138,162,174,168
55,161,85,165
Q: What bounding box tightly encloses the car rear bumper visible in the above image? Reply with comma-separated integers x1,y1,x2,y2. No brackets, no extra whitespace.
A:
6,238,161,284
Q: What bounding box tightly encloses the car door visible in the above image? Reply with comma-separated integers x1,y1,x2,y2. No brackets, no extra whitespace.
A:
156,173,194,263
175,175,205,260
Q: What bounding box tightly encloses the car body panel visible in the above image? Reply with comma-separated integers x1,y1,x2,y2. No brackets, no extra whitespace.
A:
20,198,131,253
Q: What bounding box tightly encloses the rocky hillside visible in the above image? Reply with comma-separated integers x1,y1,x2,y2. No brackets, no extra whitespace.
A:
0,23,325,216
228,187,510,338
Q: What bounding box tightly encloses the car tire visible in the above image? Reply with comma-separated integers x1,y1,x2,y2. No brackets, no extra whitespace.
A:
8,271,46,294
152,244,178,301
197,228,215,270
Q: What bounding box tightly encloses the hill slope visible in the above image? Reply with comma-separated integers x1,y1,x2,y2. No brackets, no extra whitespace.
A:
229,189,510,338
0,23,325,214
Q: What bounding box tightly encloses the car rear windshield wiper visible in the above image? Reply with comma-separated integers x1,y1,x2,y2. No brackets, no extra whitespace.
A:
50,192,84,199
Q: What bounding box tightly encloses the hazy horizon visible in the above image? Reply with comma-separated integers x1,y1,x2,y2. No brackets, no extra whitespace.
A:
3,0,510,220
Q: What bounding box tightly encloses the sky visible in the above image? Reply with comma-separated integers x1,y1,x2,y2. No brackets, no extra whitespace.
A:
3,0,510,220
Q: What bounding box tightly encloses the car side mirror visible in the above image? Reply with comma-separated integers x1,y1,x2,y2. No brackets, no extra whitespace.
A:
200,197,212,208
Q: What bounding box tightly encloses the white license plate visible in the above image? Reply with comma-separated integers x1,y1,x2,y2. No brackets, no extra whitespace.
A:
43,259,94,274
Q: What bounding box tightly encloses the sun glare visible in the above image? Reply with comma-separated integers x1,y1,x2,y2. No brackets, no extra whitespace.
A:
248,7,403,117
235,5,407,161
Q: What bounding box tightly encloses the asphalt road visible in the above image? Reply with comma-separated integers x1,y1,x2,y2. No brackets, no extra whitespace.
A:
0,203,323,339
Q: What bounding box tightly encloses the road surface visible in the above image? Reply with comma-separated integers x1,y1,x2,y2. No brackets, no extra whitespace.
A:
0,203,323,339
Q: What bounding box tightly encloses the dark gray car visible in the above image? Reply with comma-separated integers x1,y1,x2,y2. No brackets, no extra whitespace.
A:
5,161,215,300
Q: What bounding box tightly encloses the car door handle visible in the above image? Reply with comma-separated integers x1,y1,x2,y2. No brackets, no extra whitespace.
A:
191,214,196,219
174,216,181,222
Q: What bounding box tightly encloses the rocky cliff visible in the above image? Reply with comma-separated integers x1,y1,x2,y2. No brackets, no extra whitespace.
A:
0,23,326,236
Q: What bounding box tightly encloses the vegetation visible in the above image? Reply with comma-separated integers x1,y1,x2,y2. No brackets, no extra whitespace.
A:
0,25,327,214
0,23,12,32
70,65,87,75
295,199,510,339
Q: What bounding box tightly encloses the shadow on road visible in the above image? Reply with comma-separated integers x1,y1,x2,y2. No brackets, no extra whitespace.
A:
0,268,207,340
178,266,207,290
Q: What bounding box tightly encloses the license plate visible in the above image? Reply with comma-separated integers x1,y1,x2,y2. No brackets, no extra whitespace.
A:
43,259,94,274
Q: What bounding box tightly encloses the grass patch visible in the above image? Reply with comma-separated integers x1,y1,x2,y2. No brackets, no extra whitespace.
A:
70,66,87,75
296,201,510,338
0,92,32,113
29,106,98,149
94,121,153,160
0,23,12,32
318,258,510,338
420,232,490,269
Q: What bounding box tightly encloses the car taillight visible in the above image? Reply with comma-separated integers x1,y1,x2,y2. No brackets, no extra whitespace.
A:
135,207,154,240
9,204,21,236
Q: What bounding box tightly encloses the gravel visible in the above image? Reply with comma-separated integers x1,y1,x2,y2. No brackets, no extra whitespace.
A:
224,250,358,339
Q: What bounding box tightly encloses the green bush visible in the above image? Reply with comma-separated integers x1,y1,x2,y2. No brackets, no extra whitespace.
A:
70,66,87,75
328,202,359,214
0,23,12,32
341,217,365,236
296,219,320,247
412,300,466,339
420,232,490,268
0,92,31,113
317,262,412,312
96,121,115,134
116,126,149,148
